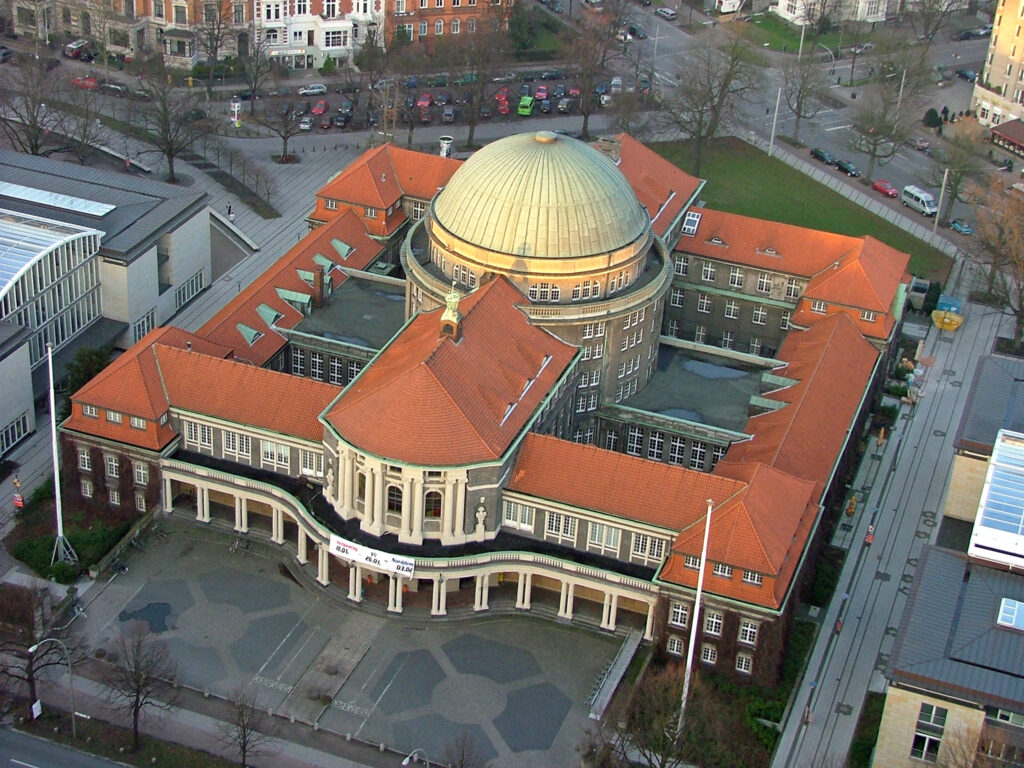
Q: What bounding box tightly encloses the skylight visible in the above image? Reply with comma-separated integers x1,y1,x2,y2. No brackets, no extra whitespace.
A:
0,181,115,217
681,211,702,236
997,597,1024,631
969,430,1024,569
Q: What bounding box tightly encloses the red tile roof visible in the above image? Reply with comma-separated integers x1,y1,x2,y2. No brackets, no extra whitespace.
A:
65,334,341,450
326,278,577,466
612,134,704,239
199,209,383,365
719,313,879,488
507,433,747,531
660,462,819,609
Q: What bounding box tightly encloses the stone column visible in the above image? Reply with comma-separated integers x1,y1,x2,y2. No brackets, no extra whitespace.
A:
454,482,467,540
388,575,404,613
162,476,173,513
516,573,527,609
297,528,308,564
474,574,489,611
348,564,363,602
316,544,330,586
401,476,413,538
233,497,243,531
198,486,210,523
644,601,655,641
441,479,455,539
521,572,533,609
410,478,423,539
342,453,354,513
239,498,248,533
558,581,575,619
272,507,284,544
601,593,619,631
431,576,445,616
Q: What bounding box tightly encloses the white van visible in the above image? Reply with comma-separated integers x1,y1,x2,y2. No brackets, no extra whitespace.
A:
901,185,937,216
655,7,678,19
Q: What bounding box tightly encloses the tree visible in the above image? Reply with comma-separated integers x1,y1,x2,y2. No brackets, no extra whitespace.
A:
782,53,827,144
60,85,115,164
614,663,688,768
218,684,274,768
846,61,921,182
0,58,64,156
902,0,962,49
238,29,274,117
73,0,119,81
253,101,305,162
105,628,177,752
60,345,112,420
133,59,209,182
659,32,765,176
969,179,1024,349
195,0,238,98
922,122,986,226
569,0,630,141
442,730,491,768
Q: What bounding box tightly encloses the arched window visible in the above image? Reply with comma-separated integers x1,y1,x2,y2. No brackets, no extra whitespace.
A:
451,18,459,33
434,18,443,34
425,491,442,518
387,485,403,512
467,17,475,32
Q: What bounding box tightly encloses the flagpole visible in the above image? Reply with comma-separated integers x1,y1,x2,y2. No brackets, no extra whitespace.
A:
48,343,77,566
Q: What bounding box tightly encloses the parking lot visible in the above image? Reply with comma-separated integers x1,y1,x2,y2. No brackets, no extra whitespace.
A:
79,524,622,767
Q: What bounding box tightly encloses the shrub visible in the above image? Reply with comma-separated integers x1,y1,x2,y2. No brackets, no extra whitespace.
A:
885,382,909,397
923,281,943,313
923,108,941,127
806,546,846,606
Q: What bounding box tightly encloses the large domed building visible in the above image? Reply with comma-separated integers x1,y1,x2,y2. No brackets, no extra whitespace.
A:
403,131,672,409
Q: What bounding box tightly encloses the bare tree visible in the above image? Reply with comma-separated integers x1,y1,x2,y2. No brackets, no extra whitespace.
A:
782,53,827,144
921,122,986,226
218,683,274,768
104,628,177,752
904,0,962,48
238,28,274,116
253,101,305,162
0,58,65,155
659,32,765,176
60,85,115,163
442,730,492,768
969,180,1024,349
614,663,688,768
133,59,208,182
194,0,238,98
569,3,627,141
73,0,119,81
0,618,87,722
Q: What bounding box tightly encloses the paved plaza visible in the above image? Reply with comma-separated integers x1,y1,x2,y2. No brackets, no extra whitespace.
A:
79,533,621,767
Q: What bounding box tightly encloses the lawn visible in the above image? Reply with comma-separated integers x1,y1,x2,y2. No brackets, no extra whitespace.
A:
653,138,952,281
732,13,855,54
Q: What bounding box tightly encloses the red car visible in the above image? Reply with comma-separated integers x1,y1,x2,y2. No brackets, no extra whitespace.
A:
71,75,98,90
534,85,549,100
568,85,581,97
311,99,329,115
417,92,433,108
496,98,510,115
493,86,510,102
872,179,898,198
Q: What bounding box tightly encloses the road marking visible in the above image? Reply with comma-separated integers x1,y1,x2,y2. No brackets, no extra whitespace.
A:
825,124,853,131
12,760,42,768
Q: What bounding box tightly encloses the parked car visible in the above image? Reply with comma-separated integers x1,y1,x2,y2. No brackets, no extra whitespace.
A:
872,179,898,197
950,219,974,234
655,7,677,19
905,136,930,151
428,74,449,87
480,103,492,119
417,92,433,108
319,114,333,129
436,91,453,105
955,69,977,82
403,76,419,90
311,99,329,115
610,76,623,94
71,75,98,90
0,45,13,63
810,147,836,164
234,88,260,100
520,82,532,97
553,83,566,98
849,42,874,54
550,2,564,12
496,98,511,115
63,39,91,58
419,107,432,123
336,81,359,94
534,85,549,100
836,159,860,176
492,72,516,83
335,112,351,128
557,97,573,113
298,83,327,96
628,23,647,39
298,116,314,130
494,86,511,101
541,68,566,80
99,80,129,97
442,104,456,123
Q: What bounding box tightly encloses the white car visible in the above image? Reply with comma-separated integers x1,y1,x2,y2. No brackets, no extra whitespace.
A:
298,116,314,131
298,83,327,96
654,7,677,19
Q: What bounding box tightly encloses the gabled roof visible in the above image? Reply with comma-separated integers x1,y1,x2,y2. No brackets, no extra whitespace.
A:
65,331,340,450
720,313,878,489
316,143,462,206
325,278,577,466
199,209,383,365
661,461,819,608
612,134,703,239
507,433,747,531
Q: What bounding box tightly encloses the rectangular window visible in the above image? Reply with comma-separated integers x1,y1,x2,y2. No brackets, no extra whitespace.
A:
109,489,121,506
752,305,767,325
911,704,947,762
729,266,743,288
502,501,535,531
78,448,91,471
309,351,324,380
106,456,119,478
588,522,620,552
684,554,700,569
724,300,739,319
669,602,689,627
291,347,306,376
134,462,148,485
786,277,800,298
605,430,619,450
757,272,771,293
83,404,98,418
261,440,290,471
742,570,763,586
739,619,758,645
697,294,711,313
780,311,791,330
200,424,213,448
300,449,324,477
690,440,706,470
81,479,93,498
749,337,762,355
668,436,685,465
735,654,752,674
106,410,122,424
667,636,684,655
721,331,734,350
701,644,717,664
811,299,827,314
670,287,684,307
712,562,732,578
130,416,146,430
648,431,664,460
701,261,716,282
626,426,643,456
329,356,344,385
136,493,147,512
674,255,688,276
694,325,706,344
546,511,577,541
860,310,877,322
704,610,723,636
711,444,726,469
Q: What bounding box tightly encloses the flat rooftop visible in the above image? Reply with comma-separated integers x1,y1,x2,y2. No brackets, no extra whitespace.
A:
626,346,764,432
293,276,407,351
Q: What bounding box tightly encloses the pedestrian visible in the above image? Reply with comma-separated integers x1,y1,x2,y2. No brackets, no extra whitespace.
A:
227,202,233,217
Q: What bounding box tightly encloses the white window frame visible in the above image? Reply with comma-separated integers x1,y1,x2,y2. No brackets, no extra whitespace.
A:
81,478,93,498
704,610,723,636
738,619,758,645
752,305,767,325
546,511,577,543
667,636,684,655
757,272,771,293
700,644,717,664
78,448,91,470
134,461,148,485
261,440,290,471
735,653,752,674
729,266,743,288
811,299,827,314
701,261,716,282
742,570,763,586
105,455,119,478
669,602,689,627
697,294,711,313
712,562,732,578
502,500,535,531
588,522,621,553
724,299,739,319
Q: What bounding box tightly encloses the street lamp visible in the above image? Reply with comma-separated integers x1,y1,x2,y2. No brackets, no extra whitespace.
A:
28,638,77,740
402,747,431,766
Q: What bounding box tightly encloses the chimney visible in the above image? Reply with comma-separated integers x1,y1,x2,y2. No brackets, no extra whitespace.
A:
313,269,324,308
439,281,462,342
594,137,622,163
439,135,453,158
187,341,192,352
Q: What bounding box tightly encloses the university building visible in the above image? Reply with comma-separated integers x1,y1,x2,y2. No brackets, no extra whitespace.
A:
61,131,911,683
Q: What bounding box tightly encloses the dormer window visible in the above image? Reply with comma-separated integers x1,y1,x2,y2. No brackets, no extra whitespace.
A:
325,199,338,211
83,404,98,418
364,207,377,218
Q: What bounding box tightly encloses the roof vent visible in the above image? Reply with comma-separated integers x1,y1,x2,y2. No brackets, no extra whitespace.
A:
708,236,727,246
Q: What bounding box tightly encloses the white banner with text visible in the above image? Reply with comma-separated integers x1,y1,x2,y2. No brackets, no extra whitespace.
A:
328,534,416,578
